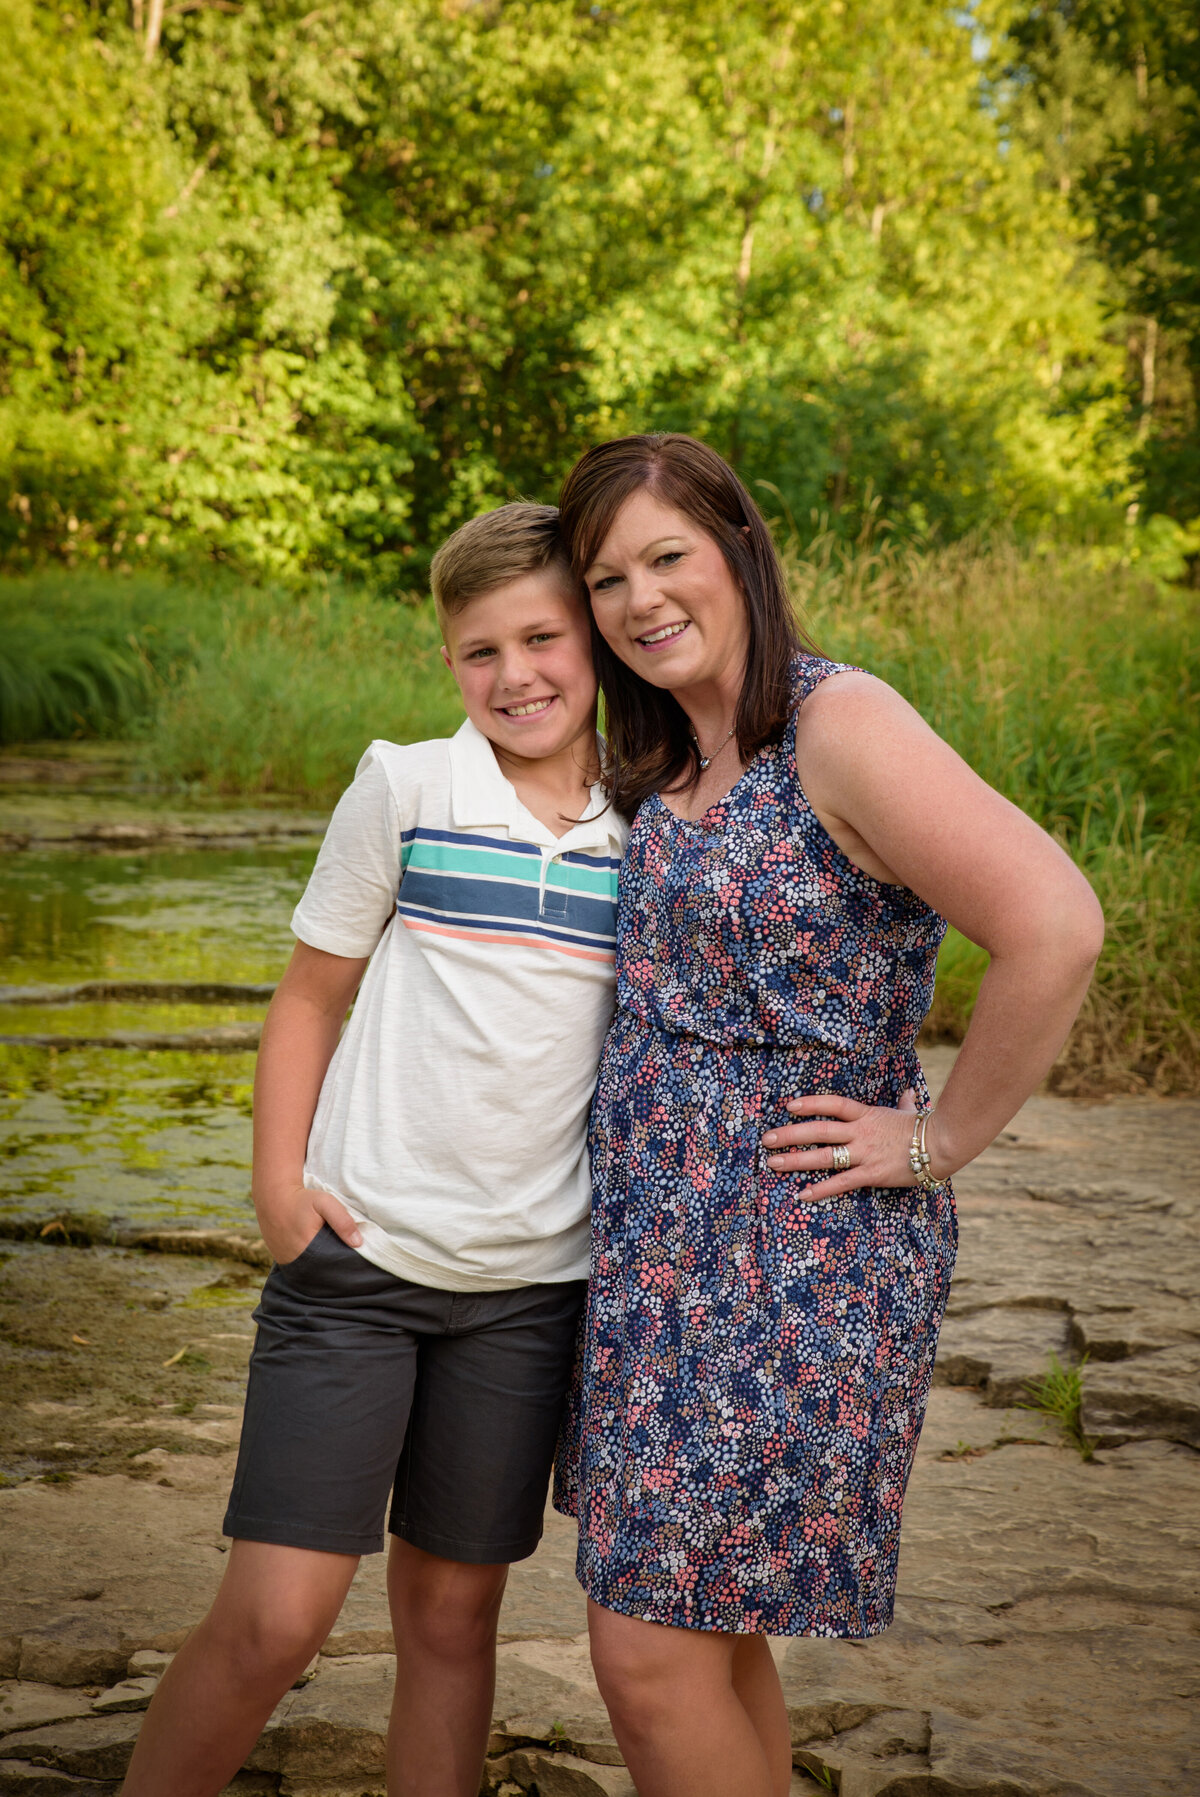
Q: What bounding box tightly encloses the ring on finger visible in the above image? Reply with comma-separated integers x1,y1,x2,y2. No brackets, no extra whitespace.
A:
831,1144,852,1174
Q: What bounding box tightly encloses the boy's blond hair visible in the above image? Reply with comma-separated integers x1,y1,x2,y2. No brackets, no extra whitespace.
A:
431,503,573,630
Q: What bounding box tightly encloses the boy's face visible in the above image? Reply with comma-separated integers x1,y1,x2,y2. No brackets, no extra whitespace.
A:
441,569,598,765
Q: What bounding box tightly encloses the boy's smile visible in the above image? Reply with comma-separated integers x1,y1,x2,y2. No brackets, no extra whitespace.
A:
441,569,599,781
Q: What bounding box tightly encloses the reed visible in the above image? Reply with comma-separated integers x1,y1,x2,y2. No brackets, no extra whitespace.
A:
787,528,1199,1091
146,585,463,797
1,539,1195,1090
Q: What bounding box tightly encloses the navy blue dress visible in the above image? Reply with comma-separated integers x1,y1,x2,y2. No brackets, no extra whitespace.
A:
555,656,957,1636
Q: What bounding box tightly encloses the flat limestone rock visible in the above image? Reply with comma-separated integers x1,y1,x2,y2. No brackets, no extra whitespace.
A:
0,1765,115,1797
935,1306,1072,1405
0,1713,142,1779
501,1751,636,1797
244,1656,393,1779
779,1394,1200,1796
90,1677,158,1715
490,1639,615,1750
15,1622,125,1692
1082,1345,1200,1448
0,1688,92,1740
124,1652,172,1680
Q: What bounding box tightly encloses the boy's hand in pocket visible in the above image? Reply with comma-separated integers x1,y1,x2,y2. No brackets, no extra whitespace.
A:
255,1184,363,1267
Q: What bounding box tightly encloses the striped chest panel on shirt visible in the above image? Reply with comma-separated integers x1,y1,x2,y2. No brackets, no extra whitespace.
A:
396,827,621,962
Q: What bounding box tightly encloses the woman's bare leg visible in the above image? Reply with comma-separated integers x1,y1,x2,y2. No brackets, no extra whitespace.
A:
732,1635,793,1796
587,1598,788,1797
386,1538,510,1797
121,1540,358,1797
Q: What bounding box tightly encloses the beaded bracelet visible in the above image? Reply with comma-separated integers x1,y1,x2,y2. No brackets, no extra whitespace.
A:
908,1108,938,1190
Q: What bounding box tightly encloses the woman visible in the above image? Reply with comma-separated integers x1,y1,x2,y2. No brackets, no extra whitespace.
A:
552,434,1102,1797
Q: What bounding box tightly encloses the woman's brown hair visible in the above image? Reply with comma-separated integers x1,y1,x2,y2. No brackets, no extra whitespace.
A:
558,432,816,820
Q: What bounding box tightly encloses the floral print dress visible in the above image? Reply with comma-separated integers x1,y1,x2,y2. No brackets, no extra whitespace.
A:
554,655,957,1637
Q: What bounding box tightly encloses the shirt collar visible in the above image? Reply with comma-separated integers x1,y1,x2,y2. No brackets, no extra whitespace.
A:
447,718,624,853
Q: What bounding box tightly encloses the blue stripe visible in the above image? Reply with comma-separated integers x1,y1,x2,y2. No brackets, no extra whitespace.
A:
398,870,617,940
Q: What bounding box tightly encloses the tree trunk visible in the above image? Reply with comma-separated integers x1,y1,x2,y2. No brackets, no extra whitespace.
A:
144,0,165,63
1138,316,1158,441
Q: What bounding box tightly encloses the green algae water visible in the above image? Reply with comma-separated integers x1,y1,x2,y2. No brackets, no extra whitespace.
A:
0,796,325,1232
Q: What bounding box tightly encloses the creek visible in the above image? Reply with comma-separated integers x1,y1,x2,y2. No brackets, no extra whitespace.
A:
0,747,326,1233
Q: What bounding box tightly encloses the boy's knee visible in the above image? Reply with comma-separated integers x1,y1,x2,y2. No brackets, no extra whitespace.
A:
391,1555,507,1661
210,1617,323,1681
203,1593,330,1685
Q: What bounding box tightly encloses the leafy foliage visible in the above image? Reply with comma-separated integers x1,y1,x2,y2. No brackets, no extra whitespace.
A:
1004,0,1200,526
0,0,1164,582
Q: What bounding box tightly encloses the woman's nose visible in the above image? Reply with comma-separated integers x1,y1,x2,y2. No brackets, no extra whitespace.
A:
623,570,661,616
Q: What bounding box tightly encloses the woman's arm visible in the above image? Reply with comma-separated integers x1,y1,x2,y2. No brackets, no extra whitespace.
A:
762,673,1104,1192
252,940,370,1263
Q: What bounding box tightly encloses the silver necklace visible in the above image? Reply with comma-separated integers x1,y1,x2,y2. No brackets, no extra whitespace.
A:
691,723,736,770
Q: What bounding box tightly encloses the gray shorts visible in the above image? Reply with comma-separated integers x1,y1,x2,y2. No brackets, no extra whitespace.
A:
223,1225,586,1563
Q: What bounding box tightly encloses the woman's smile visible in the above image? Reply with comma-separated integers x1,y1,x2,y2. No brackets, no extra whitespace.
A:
585,489,749,695
634,620,692,652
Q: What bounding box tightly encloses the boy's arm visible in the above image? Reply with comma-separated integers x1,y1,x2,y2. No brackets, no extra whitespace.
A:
251,940,370,1266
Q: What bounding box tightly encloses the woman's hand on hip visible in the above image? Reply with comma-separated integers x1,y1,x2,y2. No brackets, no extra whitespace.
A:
762,1089,951,1197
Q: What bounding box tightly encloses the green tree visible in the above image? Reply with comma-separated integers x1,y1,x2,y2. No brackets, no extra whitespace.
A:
1005,0,1200,529
0,0,1150,580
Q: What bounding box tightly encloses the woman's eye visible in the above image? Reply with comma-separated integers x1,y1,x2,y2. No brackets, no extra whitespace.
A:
591,575,622,593
655,551,683,569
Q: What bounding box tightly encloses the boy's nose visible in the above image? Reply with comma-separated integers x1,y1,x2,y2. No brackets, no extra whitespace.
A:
495,650,536,689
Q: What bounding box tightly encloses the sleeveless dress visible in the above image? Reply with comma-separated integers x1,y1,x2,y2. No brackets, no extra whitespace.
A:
554,655,957,1637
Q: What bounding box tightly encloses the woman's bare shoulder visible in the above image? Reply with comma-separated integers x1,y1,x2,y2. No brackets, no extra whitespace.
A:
795,669,928,762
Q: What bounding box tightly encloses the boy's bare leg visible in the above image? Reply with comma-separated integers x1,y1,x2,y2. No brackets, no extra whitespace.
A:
386,1537,510,1797
121,1540,358,1797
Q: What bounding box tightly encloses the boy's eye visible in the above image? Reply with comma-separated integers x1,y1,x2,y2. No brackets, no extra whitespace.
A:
467,647,496,660
529,631,558,645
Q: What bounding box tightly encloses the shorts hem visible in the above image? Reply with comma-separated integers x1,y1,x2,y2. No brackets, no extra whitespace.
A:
390,1518,542,1566
223,1514,385,1557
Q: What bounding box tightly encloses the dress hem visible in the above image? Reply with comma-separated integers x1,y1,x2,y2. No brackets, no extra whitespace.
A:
578,1579,895,1640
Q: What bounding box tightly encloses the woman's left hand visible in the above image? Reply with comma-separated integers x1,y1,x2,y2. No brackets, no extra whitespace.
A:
762,1088,946,1198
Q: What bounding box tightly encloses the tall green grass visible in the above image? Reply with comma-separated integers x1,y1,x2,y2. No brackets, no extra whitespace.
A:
1,543,1196,1090
0,572,464,794
146,587,462,796
786,530,1200,1091
0,572,200,742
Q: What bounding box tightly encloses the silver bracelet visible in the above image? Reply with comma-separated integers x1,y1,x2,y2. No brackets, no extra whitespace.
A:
908,1108,938,1191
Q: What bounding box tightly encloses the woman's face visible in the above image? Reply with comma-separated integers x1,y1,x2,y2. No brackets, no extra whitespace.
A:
583,489,750,694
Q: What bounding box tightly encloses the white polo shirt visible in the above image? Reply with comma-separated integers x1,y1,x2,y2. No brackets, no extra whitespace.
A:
292,721,628,1291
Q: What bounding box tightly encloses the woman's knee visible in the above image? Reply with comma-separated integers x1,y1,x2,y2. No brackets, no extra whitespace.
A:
589,1615,721,1731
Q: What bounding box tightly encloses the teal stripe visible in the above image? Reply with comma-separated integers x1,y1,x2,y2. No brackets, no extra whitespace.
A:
406,840,618,899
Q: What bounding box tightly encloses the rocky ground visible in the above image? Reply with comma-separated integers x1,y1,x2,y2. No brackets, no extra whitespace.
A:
0,1048,1197,1797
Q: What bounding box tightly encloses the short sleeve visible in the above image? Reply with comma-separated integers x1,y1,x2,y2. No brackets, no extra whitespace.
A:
291,744,408,958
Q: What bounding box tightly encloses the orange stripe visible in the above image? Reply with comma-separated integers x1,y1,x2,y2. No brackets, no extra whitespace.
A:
400,915,615,964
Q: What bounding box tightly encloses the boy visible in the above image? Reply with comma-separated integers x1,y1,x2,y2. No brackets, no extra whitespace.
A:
121,505,626,1797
